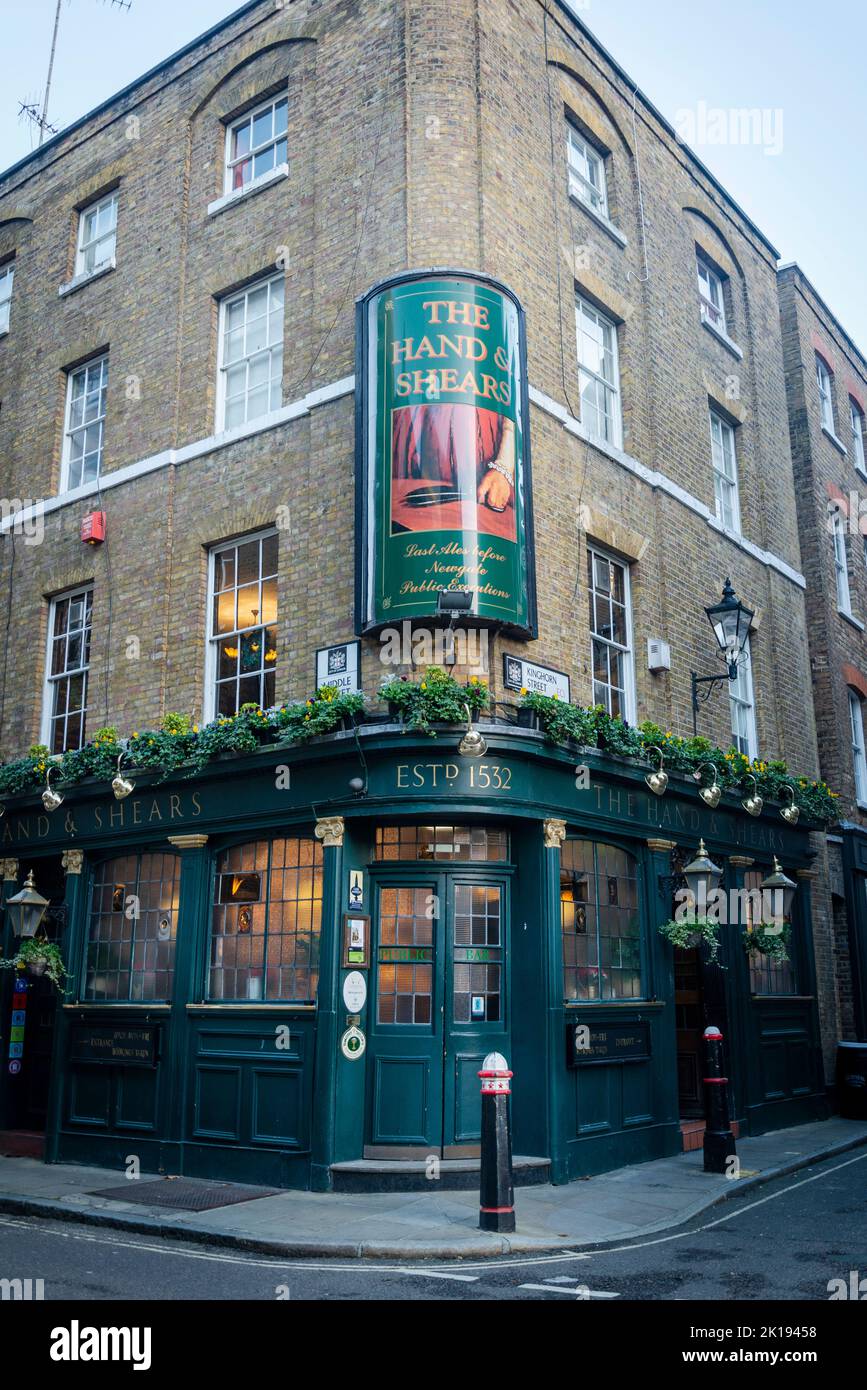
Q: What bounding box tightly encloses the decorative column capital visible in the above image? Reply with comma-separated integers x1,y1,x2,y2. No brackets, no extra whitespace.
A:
0,858,19,882
728,855,755,868
167,834,209,849
61,849,85,876
542,818,567,850
646,837,677,853
315,816,345,848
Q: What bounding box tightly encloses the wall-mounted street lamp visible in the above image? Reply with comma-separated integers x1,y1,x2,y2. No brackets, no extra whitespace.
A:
5,870,50,939
760,857,797,925
691,578,755,735
682,838,723,911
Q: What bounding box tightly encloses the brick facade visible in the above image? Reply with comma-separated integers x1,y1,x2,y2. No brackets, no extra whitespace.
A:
0,1,849,1069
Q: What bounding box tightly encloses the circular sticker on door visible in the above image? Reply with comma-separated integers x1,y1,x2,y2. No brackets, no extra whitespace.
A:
340,1025,366,1060
342,971,367,1014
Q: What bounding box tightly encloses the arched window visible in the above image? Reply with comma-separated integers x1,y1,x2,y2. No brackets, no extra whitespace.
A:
560,840,641,1001
85,852,181,1002
209,837,323,1001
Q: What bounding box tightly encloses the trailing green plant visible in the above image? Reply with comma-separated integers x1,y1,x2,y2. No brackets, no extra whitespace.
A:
517,695,838,825
379,667,488,735
657,915,722,962
273,686,367,743
0,938,70,992
742,922,791,963
161,712,194,735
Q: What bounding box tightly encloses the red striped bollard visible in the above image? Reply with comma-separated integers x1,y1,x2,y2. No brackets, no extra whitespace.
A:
478,1051,515,1232
703,1025,737,1174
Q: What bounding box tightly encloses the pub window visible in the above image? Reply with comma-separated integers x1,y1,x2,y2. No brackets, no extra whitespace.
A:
850,398,867,476
575,296,622,447
225,95,288,194
709,407,741,534
849,690,867,805
816,353,836,434
588,545,635,721
208,837,323,1001
75,191,118,277
207,529,278,718
566,123,608,218
84,853,181,1002
216,274,284,431
42,585,93,753
62,353,108,491
696,251,728,334
560,839,642,1001
374,825,508,862
832,509,852,615
744,868,796,995
729,635,758,760
0,260,13,334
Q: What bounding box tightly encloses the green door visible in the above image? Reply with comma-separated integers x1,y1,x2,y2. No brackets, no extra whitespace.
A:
365,871,509,1157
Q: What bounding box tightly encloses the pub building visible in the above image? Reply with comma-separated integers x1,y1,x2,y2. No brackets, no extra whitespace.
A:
0,707,828,1190
0,0,842,1191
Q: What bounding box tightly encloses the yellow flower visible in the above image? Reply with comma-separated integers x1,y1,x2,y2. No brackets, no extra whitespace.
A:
420,682,427,690
132,732,139,739
520,687,527,696
192,725,198,733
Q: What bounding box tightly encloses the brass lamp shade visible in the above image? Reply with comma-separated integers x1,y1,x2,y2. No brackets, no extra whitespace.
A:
5,870,50,939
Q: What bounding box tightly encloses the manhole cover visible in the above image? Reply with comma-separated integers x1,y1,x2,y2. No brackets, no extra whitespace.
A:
88,1178,280,1211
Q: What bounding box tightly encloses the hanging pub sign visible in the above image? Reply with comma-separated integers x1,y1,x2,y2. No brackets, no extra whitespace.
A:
502,653,570,701
356,270,537,636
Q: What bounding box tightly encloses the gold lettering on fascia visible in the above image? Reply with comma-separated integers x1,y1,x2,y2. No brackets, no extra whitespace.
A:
395,763,512,791
4,790,203,842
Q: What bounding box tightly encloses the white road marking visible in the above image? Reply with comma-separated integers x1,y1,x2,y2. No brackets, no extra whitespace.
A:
519,1283,619,1297
0,1148,864,1279
393,1268,478,1282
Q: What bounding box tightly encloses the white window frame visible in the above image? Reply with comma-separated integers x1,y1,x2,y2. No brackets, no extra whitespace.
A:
224,94,289,195
40,585,93,753
0,262,13,334
696,254,727,334
575,297,622,448
729,636,758,761
204,528,279,723
566,124,608,218
850,691,867,804
709,408,741,534
832,509,852,614
587,544,636,724
850,397,867,476
816,354,835,433
61,354,109,492
75,192,118,278
216,275,284,432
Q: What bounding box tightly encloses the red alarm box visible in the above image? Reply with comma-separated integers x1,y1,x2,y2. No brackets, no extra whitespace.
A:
81,510,106,544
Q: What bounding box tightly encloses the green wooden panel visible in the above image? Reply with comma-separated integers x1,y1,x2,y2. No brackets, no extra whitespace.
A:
372,1055,431,1143
193,1065,242,1141
449,1051,486,1143
251,1068,303,1146
115,1067,160,1131
66,1068,112,1128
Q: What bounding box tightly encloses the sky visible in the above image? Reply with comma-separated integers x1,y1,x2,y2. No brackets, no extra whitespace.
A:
1,0,865,346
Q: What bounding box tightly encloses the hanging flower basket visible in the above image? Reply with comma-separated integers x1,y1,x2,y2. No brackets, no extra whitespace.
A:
0,939,69,992
657,915,722,962
743,923,791,963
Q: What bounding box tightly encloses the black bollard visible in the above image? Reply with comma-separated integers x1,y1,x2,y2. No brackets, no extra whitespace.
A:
702,1025,737,1174
478,1051,515,1232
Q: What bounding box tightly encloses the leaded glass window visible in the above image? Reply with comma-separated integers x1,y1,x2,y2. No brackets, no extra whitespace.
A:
561,839,642,1001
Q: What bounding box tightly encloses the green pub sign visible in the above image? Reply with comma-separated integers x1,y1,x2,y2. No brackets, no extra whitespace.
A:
357,271,536,635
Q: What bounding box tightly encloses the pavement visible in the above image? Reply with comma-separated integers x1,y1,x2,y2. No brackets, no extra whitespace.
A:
0,1117,865,1260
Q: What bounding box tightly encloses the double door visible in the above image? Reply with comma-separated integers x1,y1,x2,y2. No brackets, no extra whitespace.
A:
364,871,510,1157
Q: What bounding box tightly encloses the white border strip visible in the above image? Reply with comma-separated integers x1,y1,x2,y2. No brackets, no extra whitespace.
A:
0,376,356,535
529,385,806,589
0,373,807,592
